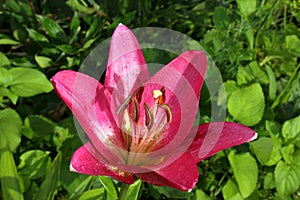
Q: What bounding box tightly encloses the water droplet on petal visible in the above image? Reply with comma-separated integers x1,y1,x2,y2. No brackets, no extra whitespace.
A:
80,165,86,171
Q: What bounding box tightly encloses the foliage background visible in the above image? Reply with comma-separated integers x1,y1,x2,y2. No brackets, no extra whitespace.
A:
0,0,300,199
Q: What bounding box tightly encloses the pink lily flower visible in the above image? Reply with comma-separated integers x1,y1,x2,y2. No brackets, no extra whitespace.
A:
51,24,257,191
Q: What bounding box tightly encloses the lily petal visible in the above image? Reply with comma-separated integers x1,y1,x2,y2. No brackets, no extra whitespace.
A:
105,24,150,100
51,70,124,164
136,153,199,191
143,51,207,153
187,122,258,163
70,144,134,184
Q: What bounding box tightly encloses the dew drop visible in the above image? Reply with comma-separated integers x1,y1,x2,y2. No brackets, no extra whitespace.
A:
80,165,86,171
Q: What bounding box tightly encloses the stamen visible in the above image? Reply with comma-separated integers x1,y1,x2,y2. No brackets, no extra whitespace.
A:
159,103,172,123
117,94,132,115
131,97,140,123
144,103,153,129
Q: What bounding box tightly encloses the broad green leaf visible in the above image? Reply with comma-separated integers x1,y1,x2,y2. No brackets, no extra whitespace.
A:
18,150,51,179
99,176,118,200
282,115,300,140
27,29,50,43
0,67,12,87
36,15,68,42
24,115,55,139
263,173,275,190
0,109,22,152
250,137,273,165
228,83,265,126
0,150,24,200
0,52,11,67
37,152,62,200
265,135,282,166
217,80,239,106
285,35,300,54
195,189,211,200
236,0,256,17
275,161,300,197
280,144,294,164
78,188,105,200
8,68,53,97
222,179,243,200
228,151,258,198
265,65,277,101
237,62,269,85
0,38,20,45
10,57,36,68
123,180,142,200
34,55,52,68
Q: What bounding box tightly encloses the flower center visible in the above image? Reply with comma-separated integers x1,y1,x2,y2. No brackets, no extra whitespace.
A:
116,86,172,164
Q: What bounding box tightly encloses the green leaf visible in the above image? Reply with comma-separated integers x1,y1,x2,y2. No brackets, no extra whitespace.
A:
265,65,277,101
18,150,51,179
36,15,68,42
237,62,269,85
8,68,53,97
212,7,230,30
228,83,265,126
282,115,300,140
66,0,96,15
27,29,50,43
236,0,256,17
228,151,258,198
195,189,211,200
151,185,193,199
0,109,22,152
222,179,243,200
37,152,62,200
34,55,52,68
265,135,282,166
0,52,11,67
263,172,275,190
285,35,300,54
280,144,294,164
0,150,24,200
98,176,118,200
24,115,55,139
123,180,142,200
0,67,12,87
0,38,20,45
250,137,273,165
68,176,95,199
78,188,105,200
275,161,300,197
217,80,239,106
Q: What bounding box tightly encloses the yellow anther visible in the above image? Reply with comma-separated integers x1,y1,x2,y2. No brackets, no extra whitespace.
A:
153,90,163,98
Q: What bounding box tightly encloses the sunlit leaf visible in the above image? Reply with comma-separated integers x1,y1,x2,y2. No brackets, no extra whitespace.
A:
228,150,258,198
0,149,24,200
